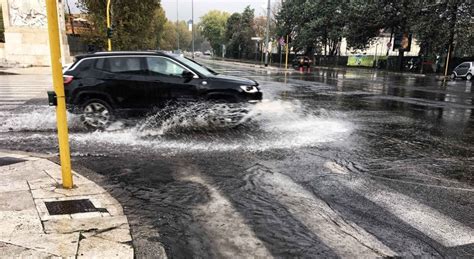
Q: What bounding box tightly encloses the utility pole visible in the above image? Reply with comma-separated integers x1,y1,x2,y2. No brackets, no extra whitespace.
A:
264,0,271,67
444,2,457,78
45,0,73,189
176,0,180,51
192,0,195,58
285,35,289,69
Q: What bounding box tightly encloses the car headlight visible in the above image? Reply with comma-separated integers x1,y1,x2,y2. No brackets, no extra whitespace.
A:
240,85,259,93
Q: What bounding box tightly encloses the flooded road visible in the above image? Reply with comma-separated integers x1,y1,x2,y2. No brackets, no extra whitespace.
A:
0,61,473,257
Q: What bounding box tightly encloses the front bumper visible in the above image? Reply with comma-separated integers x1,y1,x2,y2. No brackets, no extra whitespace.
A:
243,91,263,102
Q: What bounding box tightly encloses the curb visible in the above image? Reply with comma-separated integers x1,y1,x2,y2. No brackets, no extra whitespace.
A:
0,150,134,258
199,57,293,72
204,58,448,79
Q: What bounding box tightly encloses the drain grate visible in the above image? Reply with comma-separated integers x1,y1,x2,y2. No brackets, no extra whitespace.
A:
45,199,99,215
0,157,27,167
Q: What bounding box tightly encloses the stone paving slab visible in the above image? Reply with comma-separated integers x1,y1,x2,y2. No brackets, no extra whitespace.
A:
0,151,134,258
0,241,60,258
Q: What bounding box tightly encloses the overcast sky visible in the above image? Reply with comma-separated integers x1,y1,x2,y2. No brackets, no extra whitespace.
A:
68,0,271,22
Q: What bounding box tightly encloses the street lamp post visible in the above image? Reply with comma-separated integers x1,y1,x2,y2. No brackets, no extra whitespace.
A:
264,0,271,67
176,0,180,51
192,0,195,59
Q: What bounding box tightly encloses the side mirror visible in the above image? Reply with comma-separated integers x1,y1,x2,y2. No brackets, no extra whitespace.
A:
182,71,194,80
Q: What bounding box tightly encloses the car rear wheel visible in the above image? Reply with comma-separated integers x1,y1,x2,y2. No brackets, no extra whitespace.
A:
80,99,114,130
466,73,472,81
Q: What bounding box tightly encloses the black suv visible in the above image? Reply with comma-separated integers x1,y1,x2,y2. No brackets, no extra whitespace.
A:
55,51,262,129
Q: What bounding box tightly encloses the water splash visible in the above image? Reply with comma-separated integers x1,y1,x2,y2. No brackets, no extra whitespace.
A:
0,101,353,152
0,106,82,132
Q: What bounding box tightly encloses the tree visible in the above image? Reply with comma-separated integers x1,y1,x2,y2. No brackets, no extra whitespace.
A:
77,0,166,50
344,0,382,50
412,1,474,58
224,13,243,58
276,0,346,56
199,10,230,55
345,0,473,69
158,20,192,51
223,6,256,59
159,20,177,50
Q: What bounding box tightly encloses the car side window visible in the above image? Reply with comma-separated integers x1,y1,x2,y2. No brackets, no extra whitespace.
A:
146,57,186,77
96,57,145,75
74,59,94,75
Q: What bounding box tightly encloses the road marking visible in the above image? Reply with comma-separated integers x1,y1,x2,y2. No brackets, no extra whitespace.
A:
0,81,51,104
177,168,273,258
324,160,474,247
349,182,474,247
0,91,46,97
246,166,396,257
0,97,31,100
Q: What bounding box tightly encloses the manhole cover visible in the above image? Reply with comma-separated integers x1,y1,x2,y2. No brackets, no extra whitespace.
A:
0,157,27,167
45,199,100,215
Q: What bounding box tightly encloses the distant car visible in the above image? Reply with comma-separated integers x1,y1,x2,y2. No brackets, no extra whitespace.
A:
54,51,262,130
292,56,312,69
173,50,184,57
204,50,212,56
451,61,473,81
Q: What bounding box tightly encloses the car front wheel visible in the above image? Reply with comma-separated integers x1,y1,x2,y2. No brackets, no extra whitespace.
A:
80,99,114,130
466,73,472,81
450,73,456,80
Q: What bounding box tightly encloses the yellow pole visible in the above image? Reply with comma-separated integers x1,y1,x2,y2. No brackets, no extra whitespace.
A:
46,0,73,188
106,0,112,51
444,44,451,77
285,35,289,69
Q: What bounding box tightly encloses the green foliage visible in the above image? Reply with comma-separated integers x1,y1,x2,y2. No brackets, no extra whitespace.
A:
0,6,4,43
77,0,165,50
412,1,474,57
344,0,382,50
276,0,474,57
224,6,256,59
159,20,192,51
276,0,346,55
199,10,230,55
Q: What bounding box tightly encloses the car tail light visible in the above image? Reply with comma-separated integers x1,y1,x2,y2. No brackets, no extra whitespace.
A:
63,75,74,85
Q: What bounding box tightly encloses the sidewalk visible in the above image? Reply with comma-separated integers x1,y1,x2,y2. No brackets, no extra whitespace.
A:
205,57,448,80
0,66,52,75
0,150,134,258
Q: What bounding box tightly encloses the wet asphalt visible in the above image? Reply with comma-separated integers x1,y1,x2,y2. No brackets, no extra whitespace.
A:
0,60,473,258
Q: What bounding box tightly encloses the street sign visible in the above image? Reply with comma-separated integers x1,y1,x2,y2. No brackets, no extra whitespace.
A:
251,37,262,41
279,37,285,46
393,33,412,52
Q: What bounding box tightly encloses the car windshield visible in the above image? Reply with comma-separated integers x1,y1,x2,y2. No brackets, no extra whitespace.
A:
173,56,214,77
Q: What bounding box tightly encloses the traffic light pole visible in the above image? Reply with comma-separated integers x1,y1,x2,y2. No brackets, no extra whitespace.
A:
45,0,73,189
106,0,112,51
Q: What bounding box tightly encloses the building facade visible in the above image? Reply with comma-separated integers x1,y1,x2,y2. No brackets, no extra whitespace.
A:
0,0,71,66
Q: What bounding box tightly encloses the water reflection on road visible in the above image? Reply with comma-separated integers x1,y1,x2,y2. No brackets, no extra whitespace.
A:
0,61,472,257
